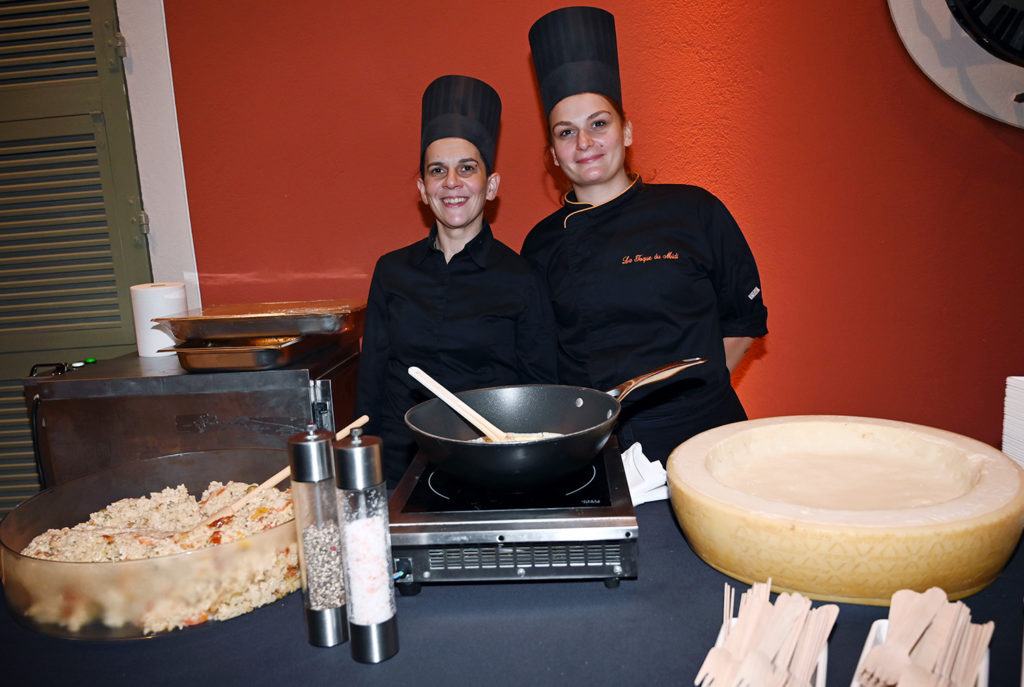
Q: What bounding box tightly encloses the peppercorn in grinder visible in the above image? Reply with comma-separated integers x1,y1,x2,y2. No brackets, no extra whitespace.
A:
288,424,348,648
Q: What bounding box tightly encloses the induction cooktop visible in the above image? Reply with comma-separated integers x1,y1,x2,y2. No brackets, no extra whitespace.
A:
387,441,639,593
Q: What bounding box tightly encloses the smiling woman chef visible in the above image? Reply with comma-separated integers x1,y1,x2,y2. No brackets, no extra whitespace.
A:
355,75,557,485
523,7,768,465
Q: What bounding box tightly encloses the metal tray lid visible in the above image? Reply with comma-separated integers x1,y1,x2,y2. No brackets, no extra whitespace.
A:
154,299,366,341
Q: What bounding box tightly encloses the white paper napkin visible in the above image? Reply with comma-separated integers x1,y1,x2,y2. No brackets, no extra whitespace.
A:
1003,377,1024,470
621,442,668,506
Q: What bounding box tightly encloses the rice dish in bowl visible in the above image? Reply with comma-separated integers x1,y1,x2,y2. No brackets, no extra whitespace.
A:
0,449,300,639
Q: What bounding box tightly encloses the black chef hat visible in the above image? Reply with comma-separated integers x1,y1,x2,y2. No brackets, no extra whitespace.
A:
529,6,621,117
420,75,501,173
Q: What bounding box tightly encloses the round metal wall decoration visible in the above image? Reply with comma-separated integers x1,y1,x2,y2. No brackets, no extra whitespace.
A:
946,0,1024,68
888,0,1024,128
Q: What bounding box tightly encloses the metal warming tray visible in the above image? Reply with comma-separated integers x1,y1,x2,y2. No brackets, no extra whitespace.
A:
160,334,347,372
154,300,365,340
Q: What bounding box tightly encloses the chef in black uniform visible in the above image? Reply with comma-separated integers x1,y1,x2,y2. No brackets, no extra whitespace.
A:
356,75,557,485
523,7,768,465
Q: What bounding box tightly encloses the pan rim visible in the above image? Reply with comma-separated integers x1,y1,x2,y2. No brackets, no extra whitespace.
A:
404,383,620,444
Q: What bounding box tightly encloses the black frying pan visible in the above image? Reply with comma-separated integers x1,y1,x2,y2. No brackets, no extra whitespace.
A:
404,358,706,489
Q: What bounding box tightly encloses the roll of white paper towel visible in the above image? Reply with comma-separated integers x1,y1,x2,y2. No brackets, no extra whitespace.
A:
130,282,187,357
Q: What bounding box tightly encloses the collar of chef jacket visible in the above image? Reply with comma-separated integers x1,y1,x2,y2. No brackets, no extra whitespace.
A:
413,219,494,268
561,175,642,229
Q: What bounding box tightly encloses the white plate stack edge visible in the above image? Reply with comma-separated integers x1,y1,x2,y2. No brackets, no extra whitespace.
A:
1002,376,1024,469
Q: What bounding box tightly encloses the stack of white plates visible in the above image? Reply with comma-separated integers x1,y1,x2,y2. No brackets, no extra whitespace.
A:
1002,377,1024,469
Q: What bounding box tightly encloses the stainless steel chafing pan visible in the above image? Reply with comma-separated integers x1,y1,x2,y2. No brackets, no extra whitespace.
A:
154,300,365,341
160,334,348,371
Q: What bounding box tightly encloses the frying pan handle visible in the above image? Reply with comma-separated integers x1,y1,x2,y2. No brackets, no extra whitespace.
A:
606,357,707,401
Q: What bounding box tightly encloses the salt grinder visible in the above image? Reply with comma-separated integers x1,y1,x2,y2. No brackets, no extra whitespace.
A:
334,428,399,663
288,424,348,648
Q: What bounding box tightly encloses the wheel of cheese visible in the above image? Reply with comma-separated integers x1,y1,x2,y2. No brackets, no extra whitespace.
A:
667,415,1024,605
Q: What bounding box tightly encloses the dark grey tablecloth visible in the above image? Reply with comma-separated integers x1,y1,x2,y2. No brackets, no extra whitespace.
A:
2,500,1021,686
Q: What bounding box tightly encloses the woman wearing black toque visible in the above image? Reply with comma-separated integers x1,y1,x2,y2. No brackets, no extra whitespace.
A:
523,7,768,465
356,75,557,485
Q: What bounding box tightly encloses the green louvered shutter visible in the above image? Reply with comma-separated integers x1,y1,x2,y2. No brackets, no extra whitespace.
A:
0,0,151,514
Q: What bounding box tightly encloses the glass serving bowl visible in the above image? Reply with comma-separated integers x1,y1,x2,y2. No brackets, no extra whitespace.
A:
0,448,298,640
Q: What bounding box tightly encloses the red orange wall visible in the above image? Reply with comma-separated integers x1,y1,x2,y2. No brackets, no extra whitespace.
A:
163,2,1024,447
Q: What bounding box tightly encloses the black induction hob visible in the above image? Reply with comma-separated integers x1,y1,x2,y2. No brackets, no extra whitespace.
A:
387,441,639,593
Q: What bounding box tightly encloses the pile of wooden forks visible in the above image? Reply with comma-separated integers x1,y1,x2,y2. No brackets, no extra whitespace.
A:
694,580,838,687
853,587,993,687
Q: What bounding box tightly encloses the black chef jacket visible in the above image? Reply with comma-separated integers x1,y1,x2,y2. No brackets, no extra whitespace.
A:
521,178,767,462
356,220,557,485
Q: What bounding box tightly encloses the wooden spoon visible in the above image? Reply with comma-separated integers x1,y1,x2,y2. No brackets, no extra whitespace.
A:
788,603,838,685
197,414,369,529
408,366,507,442
950,620,992,686
913,599,970,680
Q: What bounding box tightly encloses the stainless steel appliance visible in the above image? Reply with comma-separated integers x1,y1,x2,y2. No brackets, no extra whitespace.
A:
387,442,639,593
24,337,359,486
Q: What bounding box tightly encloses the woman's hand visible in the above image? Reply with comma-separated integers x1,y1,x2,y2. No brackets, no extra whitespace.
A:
723,336,754,375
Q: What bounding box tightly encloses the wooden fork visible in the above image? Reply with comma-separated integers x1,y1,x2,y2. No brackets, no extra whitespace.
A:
856,588,946,687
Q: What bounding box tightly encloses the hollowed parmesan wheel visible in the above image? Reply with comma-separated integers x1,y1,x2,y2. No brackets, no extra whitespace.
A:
666,415,1024,605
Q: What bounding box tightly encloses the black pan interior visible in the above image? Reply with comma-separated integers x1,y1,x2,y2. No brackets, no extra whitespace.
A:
404,385,621,489
405,384,618,439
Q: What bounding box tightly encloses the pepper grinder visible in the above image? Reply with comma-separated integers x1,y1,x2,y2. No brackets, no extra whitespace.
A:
289,423,348,648
334,428,399,663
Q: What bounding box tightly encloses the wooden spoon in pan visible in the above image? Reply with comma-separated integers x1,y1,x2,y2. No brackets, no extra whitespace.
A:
407,366,507,443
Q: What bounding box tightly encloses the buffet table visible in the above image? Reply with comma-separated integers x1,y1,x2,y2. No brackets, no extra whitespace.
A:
2,500,1021,686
